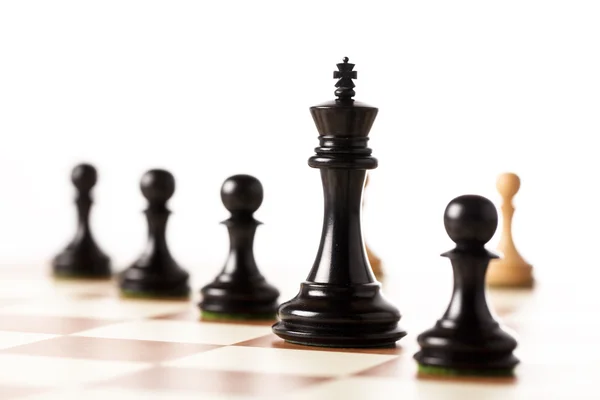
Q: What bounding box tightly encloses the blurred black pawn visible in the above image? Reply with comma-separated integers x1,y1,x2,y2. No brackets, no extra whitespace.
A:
199,175,279,320
119,169,190,299
414,195,519,378
52,163,111,279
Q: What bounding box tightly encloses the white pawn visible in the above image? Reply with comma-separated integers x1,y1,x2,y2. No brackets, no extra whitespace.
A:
487,173,534,288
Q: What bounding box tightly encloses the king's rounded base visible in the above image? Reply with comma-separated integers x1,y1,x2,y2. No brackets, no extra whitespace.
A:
272,282,406,348
272,324,404,348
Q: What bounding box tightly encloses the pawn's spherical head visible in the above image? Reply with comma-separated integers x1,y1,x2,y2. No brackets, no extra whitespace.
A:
140,169,175,204
221,174,263,214
496,172,521,199
444,194,498,245
71,163,97,192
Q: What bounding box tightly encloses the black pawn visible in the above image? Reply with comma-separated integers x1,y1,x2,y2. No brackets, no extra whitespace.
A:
119,169,190,299
53,163,111,279
414,195,519,376
272,58,405,348
199,175,279,320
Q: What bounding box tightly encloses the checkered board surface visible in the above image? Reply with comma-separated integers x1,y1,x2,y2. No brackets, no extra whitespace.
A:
0,265,596,400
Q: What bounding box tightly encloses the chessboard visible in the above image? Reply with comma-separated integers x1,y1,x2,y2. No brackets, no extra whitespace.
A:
0,264,595,400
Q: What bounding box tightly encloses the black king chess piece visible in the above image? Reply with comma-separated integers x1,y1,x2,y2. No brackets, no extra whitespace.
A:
199,175,280,320
52,163,111,279
272,58,406,347
414,195,519,377
119,169,190,299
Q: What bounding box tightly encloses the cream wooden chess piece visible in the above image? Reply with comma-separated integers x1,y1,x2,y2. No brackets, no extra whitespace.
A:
487,173,534,288
367,244,383,280
364,174,383,279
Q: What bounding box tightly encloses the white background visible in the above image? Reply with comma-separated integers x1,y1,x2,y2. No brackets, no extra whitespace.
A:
0,0,599,287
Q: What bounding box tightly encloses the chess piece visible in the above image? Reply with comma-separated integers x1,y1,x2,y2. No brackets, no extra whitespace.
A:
363,174,383,279
414,195,519,377
119,169,190,299
272,58,405,348
52,163,111,279
199,175,279,320
487,173,534,288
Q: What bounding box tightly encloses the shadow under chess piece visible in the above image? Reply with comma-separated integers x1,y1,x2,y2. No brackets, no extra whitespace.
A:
272,58,405,348
487,173,534,288
363,174,383,279
52,163,111,279
119,169,190,299
414,195,519,378
199,175,280,320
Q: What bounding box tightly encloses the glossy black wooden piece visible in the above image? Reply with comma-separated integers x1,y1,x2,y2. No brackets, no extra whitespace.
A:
414,195,519,371
199,175,279,317
52,164,111,278
118,169,190,298
272,59,405,347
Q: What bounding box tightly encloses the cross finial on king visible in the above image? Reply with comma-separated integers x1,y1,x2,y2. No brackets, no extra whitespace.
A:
333,57,357,102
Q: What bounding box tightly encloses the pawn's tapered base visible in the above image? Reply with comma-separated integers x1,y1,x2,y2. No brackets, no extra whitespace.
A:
414,322,519,374
199,278,279,319
487,260,534,288
118,265,190,300
417,364,515,378
119,288,190,300
200,310,276,322
52,247,111,279
272,282,405,348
